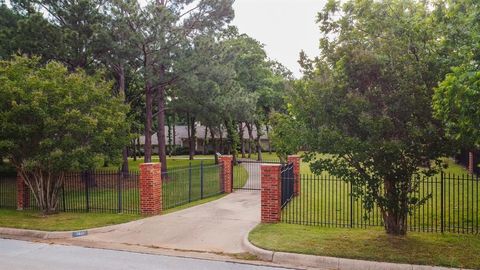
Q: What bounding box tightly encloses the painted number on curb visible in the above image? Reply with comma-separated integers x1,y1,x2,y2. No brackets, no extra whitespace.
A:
72,231,88,237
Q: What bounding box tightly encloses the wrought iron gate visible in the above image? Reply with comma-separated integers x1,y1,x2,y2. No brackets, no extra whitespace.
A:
232,159,281,191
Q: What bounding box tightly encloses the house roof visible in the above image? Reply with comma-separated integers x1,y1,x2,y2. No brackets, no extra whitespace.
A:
139,124,269,145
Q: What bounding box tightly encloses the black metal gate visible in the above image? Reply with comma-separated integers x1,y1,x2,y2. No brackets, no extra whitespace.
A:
281,163,295,208
232,159,281,191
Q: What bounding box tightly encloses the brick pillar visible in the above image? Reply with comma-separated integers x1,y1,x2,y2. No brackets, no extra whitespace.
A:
261,164,282,223
468,151,474,174
139,163,162,215
219,155,233,193
16,171,30,210
288,155,301,196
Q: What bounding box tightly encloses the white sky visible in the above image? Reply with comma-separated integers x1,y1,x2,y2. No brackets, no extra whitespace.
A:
232,0,327,77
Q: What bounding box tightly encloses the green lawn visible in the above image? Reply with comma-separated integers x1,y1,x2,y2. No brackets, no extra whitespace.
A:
0,208,142,231
233,163,250,189
249,223,480,269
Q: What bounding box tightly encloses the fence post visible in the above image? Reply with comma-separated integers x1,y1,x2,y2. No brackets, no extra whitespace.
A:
117,170,122,213
261,164,282,223
287,155,301,196
200,161,204,199
188,162,192,203
219,155,233,193
62,181,66,212
441,171,444,233
139,163,162,215
16,171,30,210
350,181,353,228
84,171,90,213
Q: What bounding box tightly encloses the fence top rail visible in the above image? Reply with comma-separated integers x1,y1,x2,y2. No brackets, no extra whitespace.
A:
237,159,283,164
300,172,479,182
161,163,221,174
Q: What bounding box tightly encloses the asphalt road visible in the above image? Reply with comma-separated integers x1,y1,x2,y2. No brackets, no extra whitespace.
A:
0,239,291,270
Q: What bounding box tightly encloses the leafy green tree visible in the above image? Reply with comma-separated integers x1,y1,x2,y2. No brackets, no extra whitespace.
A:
0,3,61,61
11,0,109,71
276,0,452,235
0,56,129,214
222,32,287,161
433,0,480,148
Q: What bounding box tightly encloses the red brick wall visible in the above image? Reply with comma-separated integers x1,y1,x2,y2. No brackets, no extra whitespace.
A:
287,155,301,196
261,164,282,223
219,155,233,193
139,163,162,215
16,172,30,210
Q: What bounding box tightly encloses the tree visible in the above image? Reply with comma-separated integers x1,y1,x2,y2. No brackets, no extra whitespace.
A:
0,56,129,214
222,32,285,161
433,0,480,148
434,66,480,148
10,0,109,72
275,0,452,235
109,0,234,175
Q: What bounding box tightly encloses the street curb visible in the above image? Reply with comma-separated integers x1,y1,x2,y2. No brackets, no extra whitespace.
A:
241,234,273,261
242,234,462,270
0,220,141,240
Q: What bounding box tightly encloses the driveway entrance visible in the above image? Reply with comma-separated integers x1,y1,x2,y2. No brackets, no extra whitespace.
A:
77,166,261,254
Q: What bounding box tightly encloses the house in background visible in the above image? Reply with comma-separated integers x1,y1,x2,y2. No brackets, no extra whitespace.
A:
139,124,271,155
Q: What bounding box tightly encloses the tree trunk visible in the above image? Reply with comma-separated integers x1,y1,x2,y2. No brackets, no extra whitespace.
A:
167,115,172,157
189,116,196,160
210,126,218,164
239,122,246,158
156,81,168,175
225,119,238,164
143,53,153,163
246,123,253,158
136,136,141,160
173,116,176,146
266,125,272,154
115,64,129,176
219,125,224,153
203,126,208,155
132,139,137,161
382,179,408,235
254,121,263,161
20,169,64,215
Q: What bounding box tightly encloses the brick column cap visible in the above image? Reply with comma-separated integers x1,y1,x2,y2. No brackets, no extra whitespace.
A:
219,155,233,158
139,162,161,166
287,155,301,158
261,163,282,167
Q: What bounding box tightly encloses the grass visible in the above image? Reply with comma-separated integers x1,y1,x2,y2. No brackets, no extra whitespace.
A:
162,194,226,214
0,208,142,231
233,163,250,189
249,223,480,269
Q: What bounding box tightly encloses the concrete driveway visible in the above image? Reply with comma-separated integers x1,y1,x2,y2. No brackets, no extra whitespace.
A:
77,163,261,254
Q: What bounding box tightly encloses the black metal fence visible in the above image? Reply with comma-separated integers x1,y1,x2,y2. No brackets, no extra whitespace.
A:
281,163,294,208
0,163,226,214
0,173,16,208
281,172,480,234
162,162,223,210
0,170,141,214
58,170,140,214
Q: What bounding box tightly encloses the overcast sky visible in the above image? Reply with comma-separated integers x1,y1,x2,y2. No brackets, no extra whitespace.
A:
232,0,327,77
